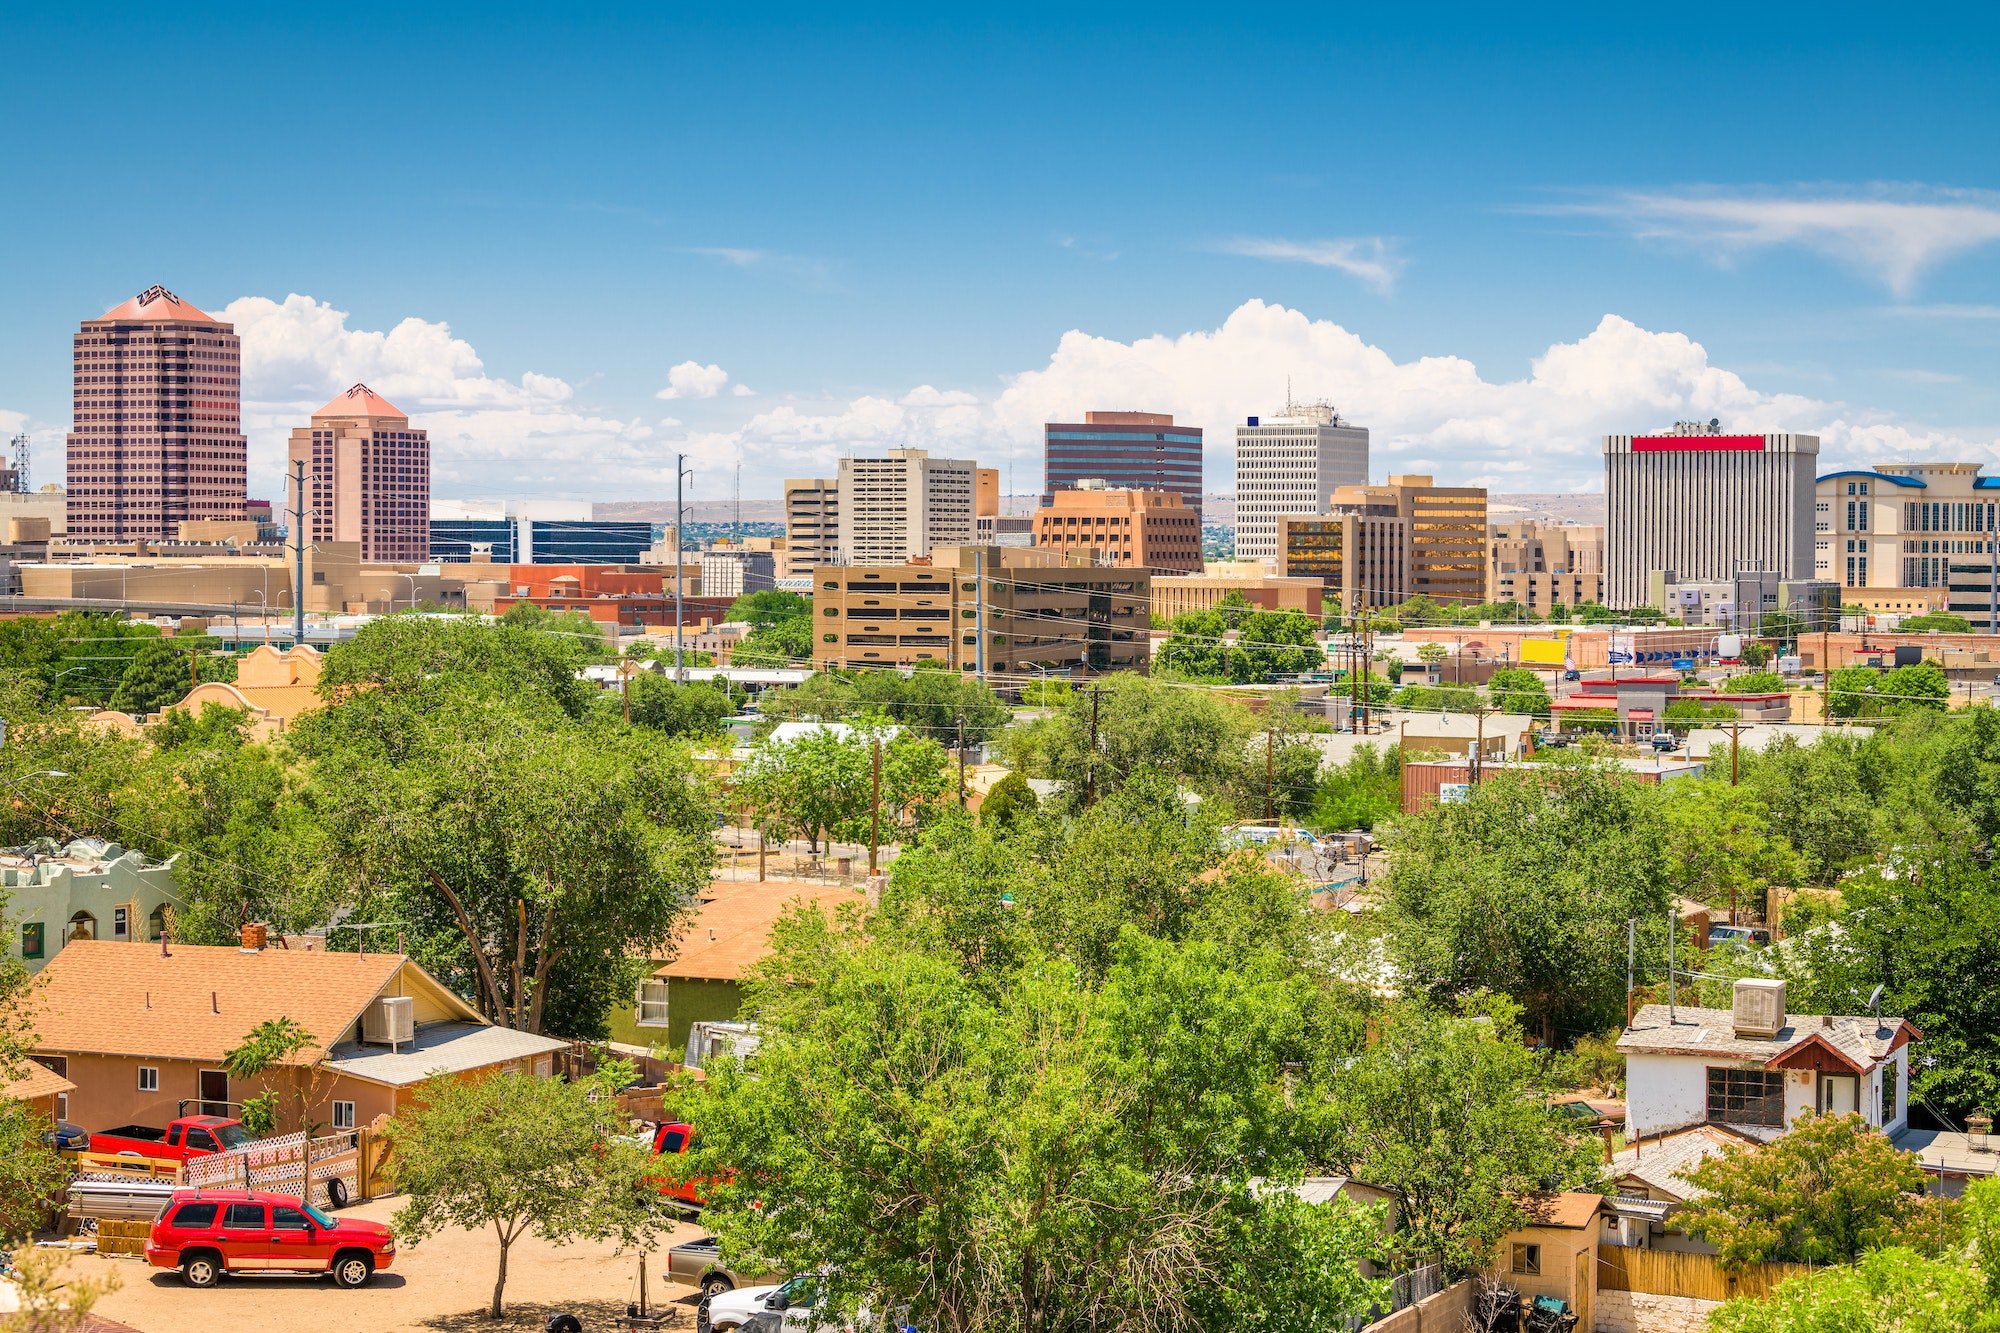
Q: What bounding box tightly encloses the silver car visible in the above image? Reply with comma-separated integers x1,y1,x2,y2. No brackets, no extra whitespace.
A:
669,1234,781,1300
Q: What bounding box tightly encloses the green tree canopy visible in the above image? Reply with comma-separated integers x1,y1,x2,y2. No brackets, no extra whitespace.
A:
725,589,811,628
1899,611,1973,633
1678,1112,1940,1269
736,722,948,852
1486,667,1552,718
1724,670,1788,694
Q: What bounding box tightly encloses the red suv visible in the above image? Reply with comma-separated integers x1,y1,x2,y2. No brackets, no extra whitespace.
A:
145,1189,395,1289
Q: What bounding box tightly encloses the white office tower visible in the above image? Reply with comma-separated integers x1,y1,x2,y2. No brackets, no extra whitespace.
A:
835,448,978,564
1233,400,1370,565
1603,425,1819,609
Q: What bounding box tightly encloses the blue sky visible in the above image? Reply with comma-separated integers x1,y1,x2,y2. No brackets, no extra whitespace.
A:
6,3,2000,504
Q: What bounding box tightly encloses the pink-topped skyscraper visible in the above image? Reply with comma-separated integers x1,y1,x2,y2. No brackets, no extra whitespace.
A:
67,285,249,541
286,384,431,563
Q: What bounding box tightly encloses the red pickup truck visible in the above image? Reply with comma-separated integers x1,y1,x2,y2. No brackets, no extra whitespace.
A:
91,1116,250,1163
645,1121,722,1210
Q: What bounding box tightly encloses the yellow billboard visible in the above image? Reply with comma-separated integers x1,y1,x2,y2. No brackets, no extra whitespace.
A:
1518,635,1570,666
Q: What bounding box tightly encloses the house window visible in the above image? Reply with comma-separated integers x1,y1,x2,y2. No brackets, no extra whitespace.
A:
637,980,670,1028
113,907,129,940
1707,1067,1787,1128
138,1067,159,1093
1882,1060,1899,1124
20,923,43,959
332,1101,356,1131
1512,1243,1541,1275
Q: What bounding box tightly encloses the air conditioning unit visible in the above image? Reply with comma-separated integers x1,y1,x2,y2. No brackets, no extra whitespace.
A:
362,995,415,1049
1732,978,1787,1040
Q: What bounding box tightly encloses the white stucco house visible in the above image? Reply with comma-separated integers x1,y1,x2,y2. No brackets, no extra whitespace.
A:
1618,979,1917,1143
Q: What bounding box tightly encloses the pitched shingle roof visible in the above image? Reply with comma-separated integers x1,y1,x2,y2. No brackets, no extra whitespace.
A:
1611,1124,1758,1202
1517,1192,1606,1229
1617,1003,1916,1072
653,879,866,982
28,940,413,1063
2,1057,75,1102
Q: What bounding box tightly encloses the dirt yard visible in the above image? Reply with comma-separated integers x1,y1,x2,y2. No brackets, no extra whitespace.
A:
70,1196,710,1333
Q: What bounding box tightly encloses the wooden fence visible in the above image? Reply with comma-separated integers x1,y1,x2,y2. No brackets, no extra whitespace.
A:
1599,1246,1814,1302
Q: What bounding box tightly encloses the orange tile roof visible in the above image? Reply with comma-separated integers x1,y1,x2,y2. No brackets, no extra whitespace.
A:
1517,1192,1607,1229
653,879,866,982
314,382,407,420
2,1057,76,1101
90,285,219,325
27,940,415,1064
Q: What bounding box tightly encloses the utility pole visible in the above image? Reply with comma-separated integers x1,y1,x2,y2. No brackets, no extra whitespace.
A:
1264,723,1276,823
1667,905,1679,1024
1348,592,1362,731
1088,680,1104,804
1625,918,1637,1027
621,658,633,725
1821,608,1833,726
674,453,692,683
1729,716,1741,786
189,643,198,689
1360,615,1373,732
288,459,309,649
1471,705,1487,783
956,707,968,808
868,735,883,874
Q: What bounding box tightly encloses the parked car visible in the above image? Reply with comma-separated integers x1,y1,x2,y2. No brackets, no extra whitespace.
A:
1561,669,1581,682
145,1188,394,1288
92,1115,249,1163
1534,730,1572,749
668,1234,782,1299
1648,732,1681,752
705,1280,787,1331
43,1120,89,1152
1705,924,1772,950
738,1275,912,1333
645,1121,733,1210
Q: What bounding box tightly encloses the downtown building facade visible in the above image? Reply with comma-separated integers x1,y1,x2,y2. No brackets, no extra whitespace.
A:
286,384,430,562
1602,427,1818,610
1816,463,2000,631
812,545,1149,676
1042,411,1204,521
1274,475,1486,610
1031,482,1204,572
67,286,248,541
428,499,654,564
1487,522,1605,612
1233,401,1369,565
782,477,839,577
835,448,977,564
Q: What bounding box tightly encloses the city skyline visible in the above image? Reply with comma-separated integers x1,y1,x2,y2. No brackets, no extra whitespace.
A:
7,7,2000,506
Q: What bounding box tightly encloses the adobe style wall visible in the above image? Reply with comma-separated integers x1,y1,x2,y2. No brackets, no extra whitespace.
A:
1594,1289,1719,1333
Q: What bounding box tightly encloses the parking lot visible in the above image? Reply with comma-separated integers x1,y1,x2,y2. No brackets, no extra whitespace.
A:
70,1196,709,1332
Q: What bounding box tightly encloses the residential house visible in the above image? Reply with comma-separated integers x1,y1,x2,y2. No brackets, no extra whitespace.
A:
4,838,179,973
1491,1193,1604,1327
610,878,865,1053
3,1057,77,1123
1608,1122,1759,1253
1618,979,1916,1142
28,934,567,1135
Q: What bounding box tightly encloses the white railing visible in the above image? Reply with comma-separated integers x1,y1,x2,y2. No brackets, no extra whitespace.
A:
181,1131,359,1205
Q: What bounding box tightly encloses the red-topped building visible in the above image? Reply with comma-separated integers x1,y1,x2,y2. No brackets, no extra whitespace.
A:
67,285,248,540
286,383,432,563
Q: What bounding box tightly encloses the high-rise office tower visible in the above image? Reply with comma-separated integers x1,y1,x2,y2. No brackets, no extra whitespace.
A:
1277,475,1486,609
1603,425,1818,609
1233,400,1369,565
783,477,840,576
286,384,432,563
67,285,248,540
1043,411,1204,521
835,448,977,564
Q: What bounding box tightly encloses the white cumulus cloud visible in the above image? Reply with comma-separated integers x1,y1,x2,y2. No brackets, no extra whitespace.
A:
657,361,737,401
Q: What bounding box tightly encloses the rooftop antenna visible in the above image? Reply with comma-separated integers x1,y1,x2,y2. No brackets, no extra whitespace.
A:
7,433,26,493
1867,983,1886,1034
734,452,743,546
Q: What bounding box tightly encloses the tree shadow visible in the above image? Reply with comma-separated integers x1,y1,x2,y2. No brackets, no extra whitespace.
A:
419,1296,690,1330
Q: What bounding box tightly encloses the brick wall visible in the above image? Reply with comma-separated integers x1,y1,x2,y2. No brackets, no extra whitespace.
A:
1361,1278,1476,1333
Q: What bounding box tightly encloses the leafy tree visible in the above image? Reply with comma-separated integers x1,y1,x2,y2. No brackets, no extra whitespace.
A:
1739,641,1773,668
1306,744,1402,832
293,674,714,1037
1018,676,1072,708
978,771,1038,828
673,920,1386,1333
1708,1244,2000,1333
1487,667,1552,718
1679,1112,1940,1269
0,1244,119,1332
732,615,813,667
625,673,737,737
1154,607,1234,681
319,614,598,718
1213,587,1255,629
1655,781,1803,921
1002,673,1249,803
496,600,614,660
736,723,947,851
725,589,811,628
1235,609,1326,680
1662,697,1741,732
1732,734,1878,883
1381,759,1672,1038
1754,610,1810,643
222,1017,341,1202
1724,670,1787,694
1900,611,1973,633
1415,642,1447,669
1395,683,1479,713
388,1062,663,1318
0,954,66,1241
1307,997,1605,1277
1828,663,1949,719
850,666,1012,747
108,637,235,715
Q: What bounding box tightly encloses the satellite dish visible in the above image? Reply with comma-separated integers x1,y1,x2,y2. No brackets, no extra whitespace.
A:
1866,984,1885,1011
1710,418,1721,430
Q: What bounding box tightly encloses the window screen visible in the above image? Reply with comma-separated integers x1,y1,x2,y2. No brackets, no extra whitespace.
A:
1707,1067,1786,1128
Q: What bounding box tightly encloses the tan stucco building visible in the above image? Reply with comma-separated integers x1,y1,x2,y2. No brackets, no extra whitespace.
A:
1150,561,1325,620
1487,521,1605,611
1032,483,1203,572
287,384,431,563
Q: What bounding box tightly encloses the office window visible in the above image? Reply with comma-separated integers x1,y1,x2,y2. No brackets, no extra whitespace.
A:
138,1066,159,1093
332,1101,356,1131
